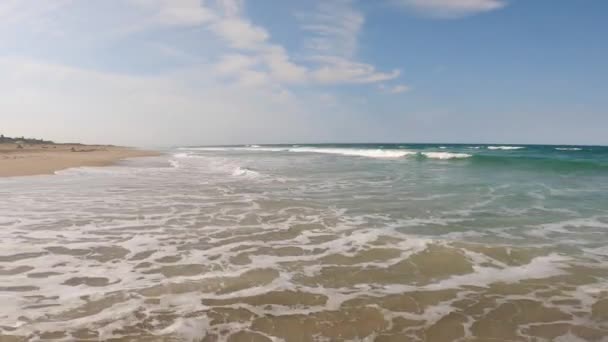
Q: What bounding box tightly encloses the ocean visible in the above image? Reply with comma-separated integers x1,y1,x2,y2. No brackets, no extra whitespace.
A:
2,143,608,341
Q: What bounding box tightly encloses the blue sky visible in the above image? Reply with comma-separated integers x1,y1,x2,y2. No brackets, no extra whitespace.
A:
1,0,607,146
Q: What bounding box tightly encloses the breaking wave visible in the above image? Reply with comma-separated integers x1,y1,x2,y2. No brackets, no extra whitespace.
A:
421,152,472,160
487,146,525,150
289,147,416,158
232,167,261,177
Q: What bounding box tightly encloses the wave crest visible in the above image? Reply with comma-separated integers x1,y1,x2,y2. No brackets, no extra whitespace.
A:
289,147,416,158
556,147,582,151
422,152,472,160
232,167,260,177
487,146,525,150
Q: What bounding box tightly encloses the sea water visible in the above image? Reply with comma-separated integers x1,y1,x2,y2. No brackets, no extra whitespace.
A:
1,144,608,341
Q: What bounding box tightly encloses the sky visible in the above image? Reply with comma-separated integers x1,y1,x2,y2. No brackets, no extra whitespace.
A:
1,0,607,146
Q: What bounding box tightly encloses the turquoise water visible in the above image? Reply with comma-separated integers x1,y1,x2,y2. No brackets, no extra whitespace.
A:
181,143,608,248
246,143,608,170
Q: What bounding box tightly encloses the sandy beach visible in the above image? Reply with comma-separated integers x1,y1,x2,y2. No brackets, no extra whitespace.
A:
0,143,159,177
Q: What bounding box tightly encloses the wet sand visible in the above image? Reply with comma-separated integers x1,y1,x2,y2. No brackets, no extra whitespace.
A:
0,143,159,177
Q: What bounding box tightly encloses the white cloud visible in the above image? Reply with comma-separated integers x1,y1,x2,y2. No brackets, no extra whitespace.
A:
262,46,308,83
297,1,404,86
311,56,400,84
0,0,412,145
207,0,397,87
389,84,411,94
0,0,72,25
211,18,269,49
378,83,411,94
394,0,506,18
0,57,320,145
129,0,214,26
147,42,198,62
126,0,403,89
216,54,259,75
299,0,364,58
234,69,270,87
215,0,244,17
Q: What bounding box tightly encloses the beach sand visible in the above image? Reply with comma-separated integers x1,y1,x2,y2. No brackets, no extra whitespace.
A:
0,143,159,177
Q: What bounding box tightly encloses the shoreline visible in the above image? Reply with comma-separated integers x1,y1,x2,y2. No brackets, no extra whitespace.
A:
0,143,160,177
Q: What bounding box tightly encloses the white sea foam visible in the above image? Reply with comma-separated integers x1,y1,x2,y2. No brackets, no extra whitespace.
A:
54,165,139,176
421,152,472,160
244,147,288,152
2,147,606,341
174,153,268,180
555,147,582,151
179,146,415,158
180,147,231,151
156,317,210,342
184,146,287,152
178,146,477,160
289,147,416,158
173,152,191,158
232,167,260,177
487,146,525,150
426,253,568,290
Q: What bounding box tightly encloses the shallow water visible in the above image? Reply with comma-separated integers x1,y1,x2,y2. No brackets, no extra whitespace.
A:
1,144,608,341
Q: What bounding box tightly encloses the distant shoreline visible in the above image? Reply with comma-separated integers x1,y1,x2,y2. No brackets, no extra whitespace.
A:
0,143,160,177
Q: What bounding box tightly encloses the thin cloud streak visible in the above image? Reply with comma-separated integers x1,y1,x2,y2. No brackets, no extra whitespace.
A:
393,0,506,18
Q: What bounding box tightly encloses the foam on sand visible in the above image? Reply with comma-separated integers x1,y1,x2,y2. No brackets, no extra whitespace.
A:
425,253,569,290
